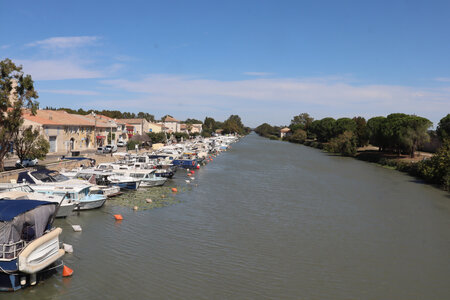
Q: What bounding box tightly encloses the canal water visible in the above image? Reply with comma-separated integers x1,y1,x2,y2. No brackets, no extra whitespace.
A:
8,133,450,299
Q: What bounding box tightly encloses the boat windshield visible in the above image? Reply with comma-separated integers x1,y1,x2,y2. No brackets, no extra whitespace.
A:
33,171,69,182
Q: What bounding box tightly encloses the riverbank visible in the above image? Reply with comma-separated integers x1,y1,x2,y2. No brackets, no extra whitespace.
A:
263,136,449,191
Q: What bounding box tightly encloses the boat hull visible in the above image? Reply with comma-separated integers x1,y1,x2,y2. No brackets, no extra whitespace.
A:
77,197,107,210
56,203,75,218
140,178,167,187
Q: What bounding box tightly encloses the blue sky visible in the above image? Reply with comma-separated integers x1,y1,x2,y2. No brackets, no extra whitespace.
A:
1,0,449,127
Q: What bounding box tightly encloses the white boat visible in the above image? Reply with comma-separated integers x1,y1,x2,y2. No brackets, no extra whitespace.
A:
124,169,167,187
0,199,64,291
31,184,107,211
0,184,75,218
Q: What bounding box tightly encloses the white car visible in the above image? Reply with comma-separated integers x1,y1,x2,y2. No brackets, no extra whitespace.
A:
103,145,118,153
16,158,38,168
116,141,126,147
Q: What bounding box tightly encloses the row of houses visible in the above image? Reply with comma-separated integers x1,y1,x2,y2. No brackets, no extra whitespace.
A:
22,110,202,154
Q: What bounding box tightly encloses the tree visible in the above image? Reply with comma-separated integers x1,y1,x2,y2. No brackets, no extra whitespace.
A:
0,59,39,171
137,112,155,122
203,117,216,134
184,118,203,124
13,126,49,162
398,115,432,157
290,113,314,131
147,132,166,143
436,114,450,142
334,118,357,136
352,116,369,147
310,117,336,142
289,129,307,143
367,116,386,151
325,131,357,156
223,115,245,134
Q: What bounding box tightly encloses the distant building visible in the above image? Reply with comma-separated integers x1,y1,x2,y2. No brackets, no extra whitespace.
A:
22,110,112,153
280,127,291,138
160,116,180,133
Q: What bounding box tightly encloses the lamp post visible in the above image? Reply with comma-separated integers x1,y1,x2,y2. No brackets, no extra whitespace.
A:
91,112,97,147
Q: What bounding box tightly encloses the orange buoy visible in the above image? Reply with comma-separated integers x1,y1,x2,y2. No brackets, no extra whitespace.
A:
190,170,195,174
187,173,192,177
114,214,123,220
63,265,73,277
196,165,200,169
171,188,178,193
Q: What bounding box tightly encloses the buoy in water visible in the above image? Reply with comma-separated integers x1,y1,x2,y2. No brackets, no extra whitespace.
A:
114,214,123,220
63,243,73,253
146,198,153,203
196,165,200,169
71,225,82,232
185,180,190,183
171,188,178,193
190,170,195,174
187,173,192,177
63,265,74,277
133,206,138,211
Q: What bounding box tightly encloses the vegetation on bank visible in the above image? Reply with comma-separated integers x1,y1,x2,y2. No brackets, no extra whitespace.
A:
256,113,450,191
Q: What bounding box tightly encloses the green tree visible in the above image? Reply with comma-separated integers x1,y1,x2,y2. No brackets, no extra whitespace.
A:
334,118,357,136
290,113,314,131
0,59,39,171
289,129,307,143
325,131,357,156
203,117,216,134
184,118,203,124
416,140,450,190
352,116,369,147
223,115,245,134
310,117,336,142
13,126,49,162
147,132,166,143
399,115,432,157
436,114,450,142
367,116,386,151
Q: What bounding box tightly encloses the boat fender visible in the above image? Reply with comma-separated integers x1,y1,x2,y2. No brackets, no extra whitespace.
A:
171,188,178,193
114,214,123,220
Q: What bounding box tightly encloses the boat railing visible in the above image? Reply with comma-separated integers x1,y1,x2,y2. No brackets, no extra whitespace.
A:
0,240,26,261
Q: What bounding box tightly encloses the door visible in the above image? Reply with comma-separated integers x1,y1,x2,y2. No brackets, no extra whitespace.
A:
49,136,57,153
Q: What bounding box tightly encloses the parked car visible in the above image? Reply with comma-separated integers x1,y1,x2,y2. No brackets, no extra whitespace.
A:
117,141,127,147
103,144,118,153
97,147,105,154
15,158,38,168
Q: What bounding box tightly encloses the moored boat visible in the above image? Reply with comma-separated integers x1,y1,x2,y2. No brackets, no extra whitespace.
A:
0,199,65,291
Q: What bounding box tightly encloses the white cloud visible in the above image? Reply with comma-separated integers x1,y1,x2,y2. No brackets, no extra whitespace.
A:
17,59,103,80
100,74,450,126
243,72,273,76
40,89,99,96
26,36,99,49
435,77,450,82
0,44,11,50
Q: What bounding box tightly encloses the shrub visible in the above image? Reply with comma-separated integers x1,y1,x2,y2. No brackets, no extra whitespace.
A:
324,131,357,156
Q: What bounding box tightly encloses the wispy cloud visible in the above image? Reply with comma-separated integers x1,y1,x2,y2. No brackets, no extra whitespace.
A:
40,89,100,96
99,74,450,126
243,72,274,76
17,59,103,80
435,77,450,82
0,44,11,50
26,36,100,49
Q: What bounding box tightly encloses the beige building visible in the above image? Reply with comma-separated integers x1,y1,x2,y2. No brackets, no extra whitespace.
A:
22,110,97,153
160,116,180,133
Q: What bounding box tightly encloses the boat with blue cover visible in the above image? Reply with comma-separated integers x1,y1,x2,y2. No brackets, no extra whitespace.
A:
0,199,64,291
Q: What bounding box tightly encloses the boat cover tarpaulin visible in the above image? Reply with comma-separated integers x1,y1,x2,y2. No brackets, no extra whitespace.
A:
0,200,56,244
